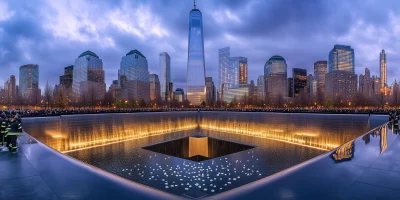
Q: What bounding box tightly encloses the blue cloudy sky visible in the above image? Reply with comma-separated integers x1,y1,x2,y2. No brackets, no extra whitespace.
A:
0,0,399,90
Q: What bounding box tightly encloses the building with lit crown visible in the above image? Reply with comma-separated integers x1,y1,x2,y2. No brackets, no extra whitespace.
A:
380,49,387,95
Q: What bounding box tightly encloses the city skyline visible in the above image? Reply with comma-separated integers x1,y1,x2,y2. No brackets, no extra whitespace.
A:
1,0,400,91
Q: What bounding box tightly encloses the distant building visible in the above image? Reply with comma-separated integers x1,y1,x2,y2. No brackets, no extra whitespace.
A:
149,74,161,102
292,68,307,97
60,65,74,88
218,47,247,101
186,3,206,105
118,49,150,102
328,44,355,73
174,88,184,103
257,75,265,101
314,61,327,93
380,49,387,95
159,52,171,101
223,86,250,104
168,82,174,101
264,55,287,99
326,45,357,102
219,47,231,95
325,71,357,101
230,57,248,85
19,64,39,97
72,51,106,102
372,76,381,95
359,68,373,98
288,78,294,98
205,77,216,104
109,80,122,100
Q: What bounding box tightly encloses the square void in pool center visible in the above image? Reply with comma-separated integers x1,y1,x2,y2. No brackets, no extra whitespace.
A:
142,136,256,162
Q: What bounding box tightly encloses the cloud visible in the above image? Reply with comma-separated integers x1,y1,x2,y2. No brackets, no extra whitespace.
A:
0,0,399,93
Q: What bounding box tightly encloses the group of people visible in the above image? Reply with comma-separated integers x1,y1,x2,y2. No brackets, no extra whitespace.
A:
0,112,22,153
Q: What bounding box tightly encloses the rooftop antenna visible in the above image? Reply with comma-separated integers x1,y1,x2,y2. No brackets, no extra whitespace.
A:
194,0,196,9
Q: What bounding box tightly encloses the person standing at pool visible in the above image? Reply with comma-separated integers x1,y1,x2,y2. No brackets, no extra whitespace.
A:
0,113,7,147
5,115,22,152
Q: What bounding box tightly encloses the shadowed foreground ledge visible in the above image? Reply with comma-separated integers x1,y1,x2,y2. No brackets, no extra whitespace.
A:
0,133,183,200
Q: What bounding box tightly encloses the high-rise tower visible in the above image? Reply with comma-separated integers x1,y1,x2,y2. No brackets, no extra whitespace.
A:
380,49,387,94
186,0,206,105
159,52,171,101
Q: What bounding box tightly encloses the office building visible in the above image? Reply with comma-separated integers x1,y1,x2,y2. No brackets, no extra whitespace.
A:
380,49,387,94
149,74,161,102
325,71,357,101
328,45,355,73
19,64,39,97
314,61,327,93
186,2,206,105
292,68,307,97
159,52,171,101
205,77,216,104
119,49,150,102
264,55,288,99
72,51,106,102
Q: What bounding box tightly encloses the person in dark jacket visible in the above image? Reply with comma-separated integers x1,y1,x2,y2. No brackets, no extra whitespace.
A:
5,115,22,152
0,113,7,146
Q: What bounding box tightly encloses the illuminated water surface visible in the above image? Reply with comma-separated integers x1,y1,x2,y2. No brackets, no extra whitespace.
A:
23,112,381,198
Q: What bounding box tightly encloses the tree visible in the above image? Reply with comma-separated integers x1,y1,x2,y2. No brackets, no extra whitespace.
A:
54,89,65,109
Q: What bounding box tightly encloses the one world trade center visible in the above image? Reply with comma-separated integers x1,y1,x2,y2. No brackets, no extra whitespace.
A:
186,0,206,105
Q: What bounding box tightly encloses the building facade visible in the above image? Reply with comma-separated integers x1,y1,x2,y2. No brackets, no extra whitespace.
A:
119,49,150,102
292,68,307,97
72,51,106,102
325,71,357,102
328,45,355,73
60,65,74,88
257,75,265,101
174,88,185,103
219,47,231,95
205,77,216,104
186,3,206,105
264,55,287,99
159,52,171,101
149,74,161,102
288,78,294,98
359,68,373,98
314,61,327,93
19,64,39,97
380,49,387,94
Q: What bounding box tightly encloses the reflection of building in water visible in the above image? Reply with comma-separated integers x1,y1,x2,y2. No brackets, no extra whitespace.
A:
388,122,399,134
362,133,370,144
332,140,354,161
380,126,388,154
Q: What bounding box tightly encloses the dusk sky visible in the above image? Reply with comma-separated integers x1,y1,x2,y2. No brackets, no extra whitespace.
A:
0,0,399,90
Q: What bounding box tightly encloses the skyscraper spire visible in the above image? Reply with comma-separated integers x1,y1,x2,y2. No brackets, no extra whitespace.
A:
194,0,196,9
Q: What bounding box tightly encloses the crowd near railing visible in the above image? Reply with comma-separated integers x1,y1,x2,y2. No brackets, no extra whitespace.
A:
0,108,393,118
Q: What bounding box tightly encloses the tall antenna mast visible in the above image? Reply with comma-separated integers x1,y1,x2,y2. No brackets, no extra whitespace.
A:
194,0,196,9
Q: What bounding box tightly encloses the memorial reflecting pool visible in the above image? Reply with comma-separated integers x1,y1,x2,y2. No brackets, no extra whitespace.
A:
23,112,383,198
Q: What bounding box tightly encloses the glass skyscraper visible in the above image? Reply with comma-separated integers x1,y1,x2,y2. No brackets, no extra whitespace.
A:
264,55,287,78
72,51,105,100
119,49,150,101
380,49,387,92
19,64,39,97
159,52,171,101
292,68,307,97
328,45,355,73
230,57,248,87
186,2,206,105
314,61,327,93
219,47,230,93
264,55,288,99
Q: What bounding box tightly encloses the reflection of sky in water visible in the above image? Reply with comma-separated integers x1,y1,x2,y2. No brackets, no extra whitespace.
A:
22,112,378,198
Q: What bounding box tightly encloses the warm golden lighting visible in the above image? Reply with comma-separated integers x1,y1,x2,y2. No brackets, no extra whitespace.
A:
199,119,341,151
